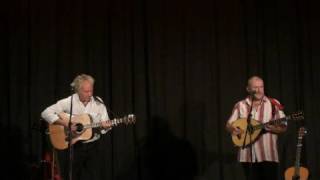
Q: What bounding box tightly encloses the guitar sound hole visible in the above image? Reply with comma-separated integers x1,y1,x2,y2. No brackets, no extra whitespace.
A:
75,123,84,133
292,176,300,180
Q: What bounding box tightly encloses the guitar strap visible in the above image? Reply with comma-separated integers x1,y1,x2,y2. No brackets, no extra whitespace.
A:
94,96,104,105
268,97,284,119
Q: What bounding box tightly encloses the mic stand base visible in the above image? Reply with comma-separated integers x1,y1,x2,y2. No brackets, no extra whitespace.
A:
242,96,254,180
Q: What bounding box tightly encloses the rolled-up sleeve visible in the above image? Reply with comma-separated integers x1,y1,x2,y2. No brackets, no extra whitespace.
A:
227,102,240,124
41,98,68,124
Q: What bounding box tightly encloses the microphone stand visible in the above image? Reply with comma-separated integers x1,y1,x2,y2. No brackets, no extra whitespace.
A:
242,94,254,180
67,92,74,180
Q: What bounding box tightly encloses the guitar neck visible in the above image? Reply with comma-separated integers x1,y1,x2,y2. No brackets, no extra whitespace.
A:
294,137,304,176
83,118,125,129
253,116,289,130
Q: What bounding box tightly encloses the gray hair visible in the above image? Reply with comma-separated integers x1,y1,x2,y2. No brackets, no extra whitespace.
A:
247,75,263,87
70,74,95,92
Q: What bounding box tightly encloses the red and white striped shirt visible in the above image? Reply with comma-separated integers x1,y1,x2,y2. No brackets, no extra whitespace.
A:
227,96,286,162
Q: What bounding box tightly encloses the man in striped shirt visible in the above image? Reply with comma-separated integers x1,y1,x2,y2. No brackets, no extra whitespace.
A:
226,76,287,180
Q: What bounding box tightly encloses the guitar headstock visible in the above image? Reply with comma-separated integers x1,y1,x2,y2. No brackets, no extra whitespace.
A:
298,127,307,139
289,111,304,121
123,114,136,125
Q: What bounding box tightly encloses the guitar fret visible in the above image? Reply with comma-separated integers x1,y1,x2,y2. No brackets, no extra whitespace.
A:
111,118,125,126
84,122,101,129
84,117,130,128
252,116,288,131
293,127,306,177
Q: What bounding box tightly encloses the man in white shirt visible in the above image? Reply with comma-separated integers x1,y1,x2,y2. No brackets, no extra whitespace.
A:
41,74,112,180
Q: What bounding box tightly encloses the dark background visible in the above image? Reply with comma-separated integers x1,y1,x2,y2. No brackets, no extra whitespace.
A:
1,0,319,179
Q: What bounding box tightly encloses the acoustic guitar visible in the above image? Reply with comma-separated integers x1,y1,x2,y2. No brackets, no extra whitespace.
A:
48,113,136,150
231,111,303,147
284,127,309,180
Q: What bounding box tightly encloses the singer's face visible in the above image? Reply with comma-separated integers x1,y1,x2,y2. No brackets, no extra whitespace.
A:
248,79,264,100
78,80,93,103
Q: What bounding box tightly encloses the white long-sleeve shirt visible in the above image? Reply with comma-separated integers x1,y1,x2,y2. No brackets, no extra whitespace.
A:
41,93,110,143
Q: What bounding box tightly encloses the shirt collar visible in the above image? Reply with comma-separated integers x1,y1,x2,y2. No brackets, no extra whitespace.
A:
245,95,267,106
73,93,94,103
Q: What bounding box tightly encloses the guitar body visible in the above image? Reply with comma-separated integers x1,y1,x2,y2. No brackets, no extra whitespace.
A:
231,118,262,147
284,167,309,180
48,113,136,150
49,113,93,150
230,112,303,147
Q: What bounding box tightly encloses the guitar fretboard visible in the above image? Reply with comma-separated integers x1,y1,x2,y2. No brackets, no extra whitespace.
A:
83,118,126,129
294,128,306,177
252,116,289,131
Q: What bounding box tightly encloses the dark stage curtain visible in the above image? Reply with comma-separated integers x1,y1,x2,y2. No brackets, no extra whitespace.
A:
1,0,319,179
